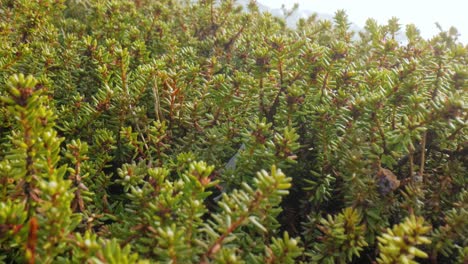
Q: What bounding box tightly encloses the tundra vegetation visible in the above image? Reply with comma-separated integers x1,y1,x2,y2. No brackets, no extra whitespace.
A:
0,0,466,263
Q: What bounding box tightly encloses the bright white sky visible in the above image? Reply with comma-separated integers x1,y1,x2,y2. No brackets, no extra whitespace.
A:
258,0,468,43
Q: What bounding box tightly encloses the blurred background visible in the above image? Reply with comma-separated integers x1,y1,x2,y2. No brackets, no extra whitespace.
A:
256,0,467,43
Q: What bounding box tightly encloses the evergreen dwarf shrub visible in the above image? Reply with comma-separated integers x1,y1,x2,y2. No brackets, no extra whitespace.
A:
0,0,466,263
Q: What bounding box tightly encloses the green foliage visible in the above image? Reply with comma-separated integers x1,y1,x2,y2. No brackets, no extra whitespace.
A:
0,0,466,263
310,207,368,264
0,74,80,262
377,215,431,264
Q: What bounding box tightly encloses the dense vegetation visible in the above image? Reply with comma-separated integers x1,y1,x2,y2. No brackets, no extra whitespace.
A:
0,0,466,263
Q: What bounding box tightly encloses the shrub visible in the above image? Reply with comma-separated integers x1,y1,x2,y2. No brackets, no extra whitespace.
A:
0,0,466,263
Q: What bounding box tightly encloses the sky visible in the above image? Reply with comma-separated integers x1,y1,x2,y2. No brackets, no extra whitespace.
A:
257,0,468,43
